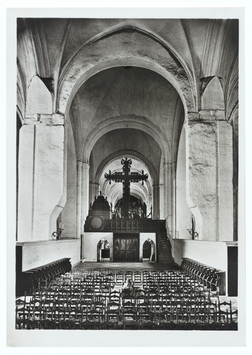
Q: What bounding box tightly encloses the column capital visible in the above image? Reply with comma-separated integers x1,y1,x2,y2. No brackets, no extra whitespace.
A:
199,109,225,121
24,113,64,126
82,161,90,174
186,110,226,123
186,112,200,122
90,181,99,186
163,160,176,167
77,159,90,167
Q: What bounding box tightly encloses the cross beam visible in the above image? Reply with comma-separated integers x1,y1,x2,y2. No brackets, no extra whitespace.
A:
104,158,148,218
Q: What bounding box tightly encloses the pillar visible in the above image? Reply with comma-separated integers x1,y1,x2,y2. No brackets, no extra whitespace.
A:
217,120,233,241
171,162,177,238
81,161,90,230
18,114,65,241
163,160,169,222
89,181,99,205
166,162,173,236
152,184,159,219
76,161,83,238
185,110,233,241
18,124,35,241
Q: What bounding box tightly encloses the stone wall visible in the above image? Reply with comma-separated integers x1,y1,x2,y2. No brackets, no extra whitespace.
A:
83,232,113,262
61,121,77,238
176,125,192,239
18,239,80,271
172,239,227,272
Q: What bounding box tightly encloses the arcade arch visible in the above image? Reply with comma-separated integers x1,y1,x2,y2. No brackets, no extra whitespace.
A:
58,25,196,116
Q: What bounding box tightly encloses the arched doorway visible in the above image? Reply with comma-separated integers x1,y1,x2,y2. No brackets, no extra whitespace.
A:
143,239,155,262
97,239,111,262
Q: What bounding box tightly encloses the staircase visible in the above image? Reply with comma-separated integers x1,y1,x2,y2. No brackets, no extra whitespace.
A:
156,221,173,264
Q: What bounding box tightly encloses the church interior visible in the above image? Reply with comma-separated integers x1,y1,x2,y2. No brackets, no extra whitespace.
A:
15,17,239,331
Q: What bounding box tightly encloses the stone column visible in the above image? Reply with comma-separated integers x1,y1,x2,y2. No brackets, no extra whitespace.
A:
171,162,177,239
167,162,173,236
216,120,233,241
89,181,99,205
185,111,233,241
163,161,169,223
152,184,160,219
76,161,83,239
81,161,90,230
18,124,35,241
185,112,215,240
159,184,164,219
18,114,65,241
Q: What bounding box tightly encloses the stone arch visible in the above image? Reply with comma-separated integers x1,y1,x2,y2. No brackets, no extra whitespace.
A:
57,26,196,116
93,152,154,217
17,62,26,119
95,150,158,186
142,238,156,261
82,115,170,163
97,239,111,262
139,235,156,262
107,183,149,213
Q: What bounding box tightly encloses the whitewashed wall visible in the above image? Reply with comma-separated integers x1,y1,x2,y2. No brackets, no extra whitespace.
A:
18,239,80,271
61,122,77,238
172,239,227,272
176,126,192,239
83,233,113,262
83,232,156,262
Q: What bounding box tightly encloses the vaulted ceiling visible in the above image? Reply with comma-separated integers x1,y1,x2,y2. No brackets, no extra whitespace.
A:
17,18,239,203
69,66,184,165
17,18,238,120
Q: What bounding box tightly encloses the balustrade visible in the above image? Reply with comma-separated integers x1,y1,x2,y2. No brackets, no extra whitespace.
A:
85,218,165,233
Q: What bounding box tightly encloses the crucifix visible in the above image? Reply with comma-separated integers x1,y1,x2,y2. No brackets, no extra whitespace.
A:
104,158,148,218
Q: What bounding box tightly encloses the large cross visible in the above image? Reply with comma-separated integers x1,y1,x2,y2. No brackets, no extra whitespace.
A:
104,158,148,218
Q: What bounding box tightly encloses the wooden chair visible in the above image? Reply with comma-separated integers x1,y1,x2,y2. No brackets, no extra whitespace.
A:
122,308,138,330
105,309,122,329
138,309,156,330
107,300,120,311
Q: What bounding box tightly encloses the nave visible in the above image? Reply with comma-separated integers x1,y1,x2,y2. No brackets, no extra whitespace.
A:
16,262,238,331
12,16,241,347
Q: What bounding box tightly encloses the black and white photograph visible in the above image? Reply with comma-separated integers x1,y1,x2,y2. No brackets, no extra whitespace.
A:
5,4,248,349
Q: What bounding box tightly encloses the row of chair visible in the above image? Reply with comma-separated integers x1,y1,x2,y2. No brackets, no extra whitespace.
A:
16,268,237,330
181,258,226,295
18,258,71,295
68,269,187,284
16,306,238,330
17,295,221,311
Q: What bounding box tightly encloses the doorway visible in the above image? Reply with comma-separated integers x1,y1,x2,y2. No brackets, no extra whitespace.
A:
143,239,155,261
228,246,238,296
113,233,139,262
97,239,111,262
